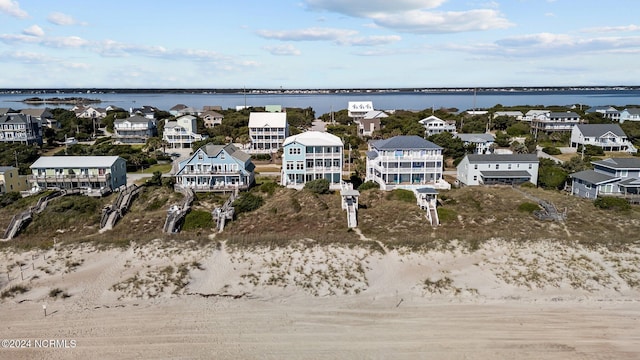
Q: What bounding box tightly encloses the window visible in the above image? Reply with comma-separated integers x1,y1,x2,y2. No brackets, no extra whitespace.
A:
286,162,294,170
495,164,500,170
474,164,478,170
473,175,477,181
508,164,512,170
289,148,301,155
296,162,304,170
528,164,532,169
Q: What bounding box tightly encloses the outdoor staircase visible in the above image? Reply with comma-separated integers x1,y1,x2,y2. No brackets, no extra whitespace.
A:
99,185,142,232
163,186,194,234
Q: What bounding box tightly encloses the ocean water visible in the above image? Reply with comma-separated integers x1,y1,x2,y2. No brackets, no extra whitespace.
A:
1,89,639,117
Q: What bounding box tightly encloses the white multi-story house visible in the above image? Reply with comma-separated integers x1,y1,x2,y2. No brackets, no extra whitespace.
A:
163,115,204,149
29,155,127,195
348,101,373,122
281,131,343,189
619,108,640,123
114,115,157,144
419,115,457,137
523,110,549,122
586,106,620,122
0,113,42,145
531,111,582,134
455,133,495,154
456,154,539,186
365,135,449,190
247,112,289,154
570,124,636,153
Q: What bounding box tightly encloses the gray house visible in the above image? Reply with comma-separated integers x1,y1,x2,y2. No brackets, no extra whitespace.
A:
569,157,640,199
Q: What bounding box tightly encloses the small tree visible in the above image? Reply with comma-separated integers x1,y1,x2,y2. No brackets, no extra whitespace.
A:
304,178,330,194
232,192,264,214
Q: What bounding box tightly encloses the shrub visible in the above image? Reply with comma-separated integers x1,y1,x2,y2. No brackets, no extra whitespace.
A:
518,202,541,213
542,146,561,155
259,181,280,196
1,285,29,299
437,207,457,223
386,189,415,203
304,178,330,194
577,144,605,156
0,192,21,208
594,197,631,211
182,210,213,230
357,181,379,191
233,192,264,214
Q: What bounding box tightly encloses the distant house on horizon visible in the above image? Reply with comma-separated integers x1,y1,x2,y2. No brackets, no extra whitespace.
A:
348,101,373,122
419,115,456,137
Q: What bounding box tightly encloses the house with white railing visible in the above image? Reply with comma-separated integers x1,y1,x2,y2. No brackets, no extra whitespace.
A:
247,112,289,154
457,154,539,186
365,135,449,190
29,156,127,194
162,115,204,149
419,115,457,137
569,157,640,199
531,111,583,134
175,143,255,192
570,124,636,153
281,131,343,189
114,115,157,144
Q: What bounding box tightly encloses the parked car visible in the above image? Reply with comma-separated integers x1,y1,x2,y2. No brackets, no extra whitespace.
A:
64,137,78,145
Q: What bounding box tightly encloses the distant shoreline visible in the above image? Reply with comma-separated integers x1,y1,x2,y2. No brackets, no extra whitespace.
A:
2,85,640,96
21,97,101,105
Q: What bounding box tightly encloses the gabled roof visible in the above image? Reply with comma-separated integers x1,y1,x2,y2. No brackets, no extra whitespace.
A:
456,133,495,143
20,108,52,117
348,101,373,112
248,112,287,128
201,110,223,118
550,111,579,118
525,110,549,116
466,154,538,163
618,177,640,187
570,170,618,185
494,111,523,117
363,110,388,119
586,106,619,113
575,124,626,137
170,104,188,111
0,108,18,115
593,157,640,169
622,108,640,115
283,131,343,147
419,115,449,124
0,166,17,173
0,114,36,124
201,143,252,164
30,156,123,169
116,115,151,123
370,135,441,150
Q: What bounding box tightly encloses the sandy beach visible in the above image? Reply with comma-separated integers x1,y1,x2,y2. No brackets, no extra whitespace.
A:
1,239,639,359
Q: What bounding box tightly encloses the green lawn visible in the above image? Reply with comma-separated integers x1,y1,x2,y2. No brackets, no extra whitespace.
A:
132,163,173,174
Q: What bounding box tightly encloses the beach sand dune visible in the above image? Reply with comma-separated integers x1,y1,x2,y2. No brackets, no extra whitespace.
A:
1,239,639,359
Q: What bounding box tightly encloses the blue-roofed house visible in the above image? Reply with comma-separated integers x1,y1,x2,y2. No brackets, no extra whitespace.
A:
570,124,636,153
365,135,449,190
455,133,495,154
175,143,255,192
569,157,640,199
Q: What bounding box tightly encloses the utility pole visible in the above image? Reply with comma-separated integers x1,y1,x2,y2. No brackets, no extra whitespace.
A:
14,150,18,168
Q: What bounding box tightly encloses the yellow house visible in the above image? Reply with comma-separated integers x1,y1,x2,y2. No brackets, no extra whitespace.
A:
0,166,29,193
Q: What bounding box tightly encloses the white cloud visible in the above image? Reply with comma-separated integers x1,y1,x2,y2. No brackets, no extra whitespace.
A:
47,12,85,26
0,0,28,18
262,44,301,56
256,27,357,41
43,35,89,48
582,24,640,33
3,51,50,64
337,35,401,46
304,0,445,17
372,9,513,33
22,25,44,37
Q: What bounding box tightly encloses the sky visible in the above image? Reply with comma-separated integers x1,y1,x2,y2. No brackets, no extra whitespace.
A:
1,0,639,89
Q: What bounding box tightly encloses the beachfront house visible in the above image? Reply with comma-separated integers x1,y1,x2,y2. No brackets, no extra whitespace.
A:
0,166,30,193
570,124,636,153
569,157,640,199
586,106,620,122
162,115,205,149
281,131,343,189
348,101,373,122
456,154,539,186
455,133,495,154
113,115,157,144
419,115,457,137
365,135,449,190
531,111,582,135
0,113,42,145
247,112,289,154
201,110,224,128
619,108,640,123
29,156,127,195
175,143,255,192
